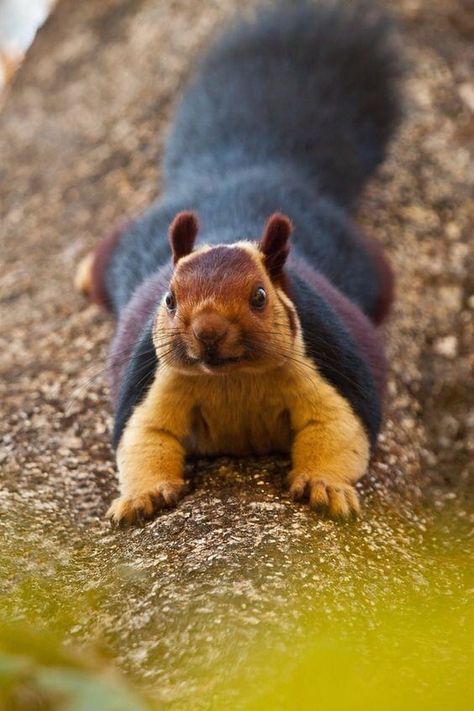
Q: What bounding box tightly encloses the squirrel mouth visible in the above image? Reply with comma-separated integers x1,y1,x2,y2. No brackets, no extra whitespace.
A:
201,354,241,369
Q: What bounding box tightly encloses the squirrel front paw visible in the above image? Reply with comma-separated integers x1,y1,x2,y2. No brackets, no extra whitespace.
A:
107,480,185,526
289,471,360,518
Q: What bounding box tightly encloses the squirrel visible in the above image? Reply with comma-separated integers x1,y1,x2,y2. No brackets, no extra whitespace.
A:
75,1,401,524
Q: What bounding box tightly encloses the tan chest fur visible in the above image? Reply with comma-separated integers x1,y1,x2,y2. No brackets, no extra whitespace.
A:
149,363,318,458
183,372,293,456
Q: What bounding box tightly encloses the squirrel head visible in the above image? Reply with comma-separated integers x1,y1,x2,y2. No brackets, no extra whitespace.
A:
153,211,299,375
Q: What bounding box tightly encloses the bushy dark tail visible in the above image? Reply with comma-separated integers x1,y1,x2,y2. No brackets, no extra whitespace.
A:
166,0,404,205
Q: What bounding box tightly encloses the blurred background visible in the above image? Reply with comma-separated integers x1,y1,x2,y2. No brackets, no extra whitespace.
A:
0,0,55,95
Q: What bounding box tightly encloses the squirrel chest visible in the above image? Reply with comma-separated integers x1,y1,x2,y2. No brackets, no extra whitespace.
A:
158,366,300,457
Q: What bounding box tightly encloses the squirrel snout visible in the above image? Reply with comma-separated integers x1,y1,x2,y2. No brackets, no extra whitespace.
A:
191,312,229,347
188,311,243,367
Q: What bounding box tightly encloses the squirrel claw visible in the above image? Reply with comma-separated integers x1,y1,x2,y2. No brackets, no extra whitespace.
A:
107,481,185,526
289,473,360,519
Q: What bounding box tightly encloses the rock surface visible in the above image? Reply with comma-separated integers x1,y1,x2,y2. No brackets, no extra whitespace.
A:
0,0,472,706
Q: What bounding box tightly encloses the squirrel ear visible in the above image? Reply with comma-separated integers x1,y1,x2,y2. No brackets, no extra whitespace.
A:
259,212,292,280
169,211,199,264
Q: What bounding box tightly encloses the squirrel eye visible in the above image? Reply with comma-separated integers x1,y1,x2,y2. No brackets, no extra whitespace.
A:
250,286,267,310
164,291,176,312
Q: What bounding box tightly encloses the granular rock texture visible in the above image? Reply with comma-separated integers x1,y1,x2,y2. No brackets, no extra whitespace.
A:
0,0,472,705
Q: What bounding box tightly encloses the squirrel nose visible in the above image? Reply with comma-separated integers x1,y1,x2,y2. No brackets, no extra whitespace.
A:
192,312,229,346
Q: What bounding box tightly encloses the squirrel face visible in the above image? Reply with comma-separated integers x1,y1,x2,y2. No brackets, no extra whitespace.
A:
153,212,299,375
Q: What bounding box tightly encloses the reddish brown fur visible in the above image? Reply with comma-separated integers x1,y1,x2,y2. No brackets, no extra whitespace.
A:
259,212,293,282
169,211,199,264
90,220,129,310
355,228,394,324
173,246,263,305
156,245,294,373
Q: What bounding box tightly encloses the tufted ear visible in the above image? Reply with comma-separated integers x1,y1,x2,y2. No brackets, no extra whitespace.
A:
259,212,292,280
169,211,199,264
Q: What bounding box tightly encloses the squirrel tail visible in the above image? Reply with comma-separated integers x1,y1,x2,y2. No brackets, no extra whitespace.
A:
191,0,404,205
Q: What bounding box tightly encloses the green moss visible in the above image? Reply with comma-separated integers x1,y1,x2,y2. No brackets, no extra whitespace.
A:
0,504,472,709
0,625,153,711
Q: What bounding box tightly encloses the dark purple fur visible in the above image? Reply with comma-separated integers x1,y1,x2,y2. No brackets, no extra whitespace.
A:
288,255,387,395
109,266,170,402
